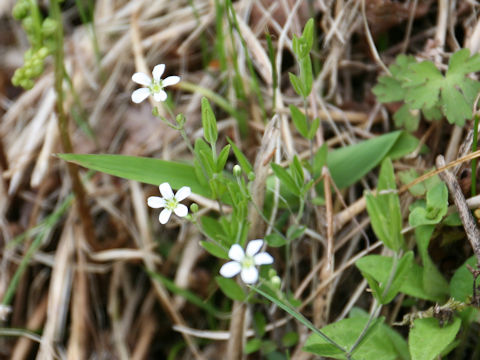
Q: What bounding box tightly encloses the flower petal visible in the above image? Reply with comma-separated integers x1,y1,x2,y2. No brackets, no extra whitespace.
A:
159,183,174,199
175,186,191,201
163,76,180,87
241,266,259,284
228,244,245,262
173,204,188,217
153,90,168,102
147,196,165,209
254,252,274,265
152,64,165,82
246,239,264,256
219,261,242,278
159,209,172,224
132,72,151,86
131,88,150,103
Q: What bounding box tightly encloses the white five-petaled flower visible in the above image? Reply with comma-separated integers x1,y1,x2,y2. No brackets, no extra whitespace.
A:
220,240,274,284
147,182,191,224
131,64,180,103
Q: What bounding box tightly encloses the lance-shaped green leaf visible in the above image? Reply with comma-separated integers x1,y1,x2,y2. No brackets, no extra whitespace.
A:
365,158,405,251
57,153,211,197
201,97,218,146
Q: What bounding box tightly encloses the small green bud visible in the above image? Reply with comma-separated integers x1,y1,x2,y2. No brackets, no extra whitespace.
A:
271,275,281,289
37,47,49,58
152,107,159,117
42,18,57,36
176,113,186,127
247,172,256,181
233,164,242,177
190,203,199,213
12,1,29,20
22,17,34,32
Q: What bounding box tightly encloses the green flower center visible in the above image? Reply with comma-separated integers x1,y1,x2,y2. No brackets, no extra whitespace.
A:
150,80,163,94
165,197,178,211
241,255,255,269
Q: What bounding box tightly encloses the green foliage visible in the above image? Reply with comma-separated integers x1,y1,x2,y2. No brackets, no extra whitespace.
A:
373,49,480,129
58,153,212,198
356,254,444,302
398,168,441,197
201,97,218,147
290,18,314,98
450,256,476,302
356,252,413,304
365,158,405,251
327,131,418,189
215,277,246,301
408,317,461,360
414,226,449,299
409,183,448,227
148,271,224,317
290,105,319,140
304,316,404,360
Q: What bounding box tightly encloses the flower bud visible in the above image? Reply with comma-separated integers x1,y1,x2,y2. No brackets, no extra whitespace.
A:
233,164,242,177
190,203,199,213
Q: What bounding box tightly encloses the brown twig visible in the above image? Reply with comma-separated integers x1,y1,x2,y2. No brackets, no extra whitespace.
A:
436,155,480,264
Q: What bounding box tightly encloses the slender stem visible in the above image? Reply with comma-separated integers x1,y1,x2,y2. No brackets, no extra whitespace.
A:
50,0,96,247
472,115,479,197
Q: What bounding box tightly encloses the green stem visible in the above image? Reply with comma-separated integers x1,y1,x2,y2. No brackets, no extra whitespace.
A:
472,115,479,197
50,0,96,246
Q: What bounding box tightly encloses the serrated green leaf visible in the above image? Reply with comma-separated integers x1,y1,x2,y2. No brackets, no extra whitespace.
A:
409,317,461,360
393,104,420,131
215,276,246,301
373,76,406,102
422,105,443,121
398,169,425,196
440,85,471,126
401,49,480,126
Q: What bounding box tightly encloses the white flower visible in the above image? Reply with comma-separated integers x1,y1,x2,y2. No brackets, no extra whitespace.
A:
219,239,274,284
131,64,180,103
147,182,191,224
0,304,11,321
